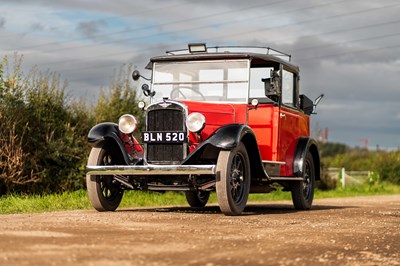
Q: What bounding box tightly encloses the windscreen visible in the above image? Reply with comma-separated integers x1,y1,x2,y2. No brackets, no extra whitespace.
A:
152,60,250,103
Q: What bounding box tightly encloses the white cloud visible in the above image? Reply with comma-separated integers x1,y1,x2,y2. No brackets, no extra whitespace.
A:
0,0,399,148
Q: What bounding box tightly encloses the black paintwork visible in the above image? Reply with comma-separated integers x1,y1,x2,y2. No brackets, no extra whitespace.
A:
183,124,268,181
300,94,314,115
87,122,132,165
293,137,320,180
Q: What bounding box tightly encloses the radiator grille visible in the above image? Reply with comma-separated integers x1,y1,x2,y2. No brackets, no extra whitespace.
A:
146,104,186,164
147,109,183,131
147,144,184,163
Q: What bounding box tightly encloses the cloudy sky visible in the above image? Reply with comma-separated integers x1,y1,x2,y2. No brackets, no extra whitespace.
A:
1,0,399,149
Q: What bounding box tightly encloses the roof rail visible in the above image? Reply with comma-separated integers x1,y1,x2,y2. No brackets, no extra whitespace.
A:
166,44,292,62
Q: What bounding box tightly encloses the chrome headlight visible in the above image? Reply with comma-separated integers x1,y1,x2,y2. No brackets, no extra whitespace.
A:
186,112,206,133
118,114,138,134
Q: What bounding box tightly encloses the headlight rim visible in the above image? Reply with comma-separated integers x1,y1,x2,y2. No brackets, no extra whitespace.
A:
118,114,138,134
186,112,206,133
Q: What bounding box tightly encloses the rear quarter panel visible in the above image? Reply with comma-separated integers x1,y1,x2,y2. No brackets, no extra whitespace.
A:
278,107,310,176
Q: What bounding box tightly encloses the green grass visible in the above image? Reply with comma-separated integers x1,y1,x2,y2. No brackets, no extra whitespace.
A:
1,184,399,215
0,190,92,214
315,184,400,198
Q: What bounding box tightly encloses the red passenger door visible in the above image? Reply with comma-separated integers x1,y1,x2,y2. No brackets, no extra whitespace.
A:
278,107,300,175
248,103,279,161
277,69,300,176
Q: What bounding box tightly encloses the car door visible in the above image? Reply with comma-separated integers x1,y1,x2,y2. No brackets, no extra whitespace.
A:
247,66,279,161
278,69,300,176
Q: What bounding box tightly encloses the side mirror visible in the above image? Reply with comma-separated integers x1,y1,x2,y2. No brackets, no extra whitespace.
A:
132,70,150,81
300,95,314,115
262,70,280,98
262,78,274,96
132,70,141,81
262,78,280,97
300,93,324,115
312,94,324,114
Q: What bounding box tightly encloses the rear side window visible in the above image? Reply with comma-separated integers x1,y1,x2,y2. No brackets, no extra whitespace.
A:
282,70,295,107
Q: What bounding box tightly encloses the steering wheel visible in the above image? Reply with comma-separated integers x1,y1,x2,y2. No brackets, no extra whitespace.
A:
170,86,206,101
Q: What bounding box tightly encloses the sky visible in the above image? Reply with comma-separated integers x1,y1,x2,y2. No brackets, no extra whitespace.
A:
0,0,399,149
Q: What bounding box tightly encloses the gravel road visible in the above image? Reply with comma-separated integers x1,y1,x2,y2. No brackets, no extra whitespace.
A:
0,195,399,266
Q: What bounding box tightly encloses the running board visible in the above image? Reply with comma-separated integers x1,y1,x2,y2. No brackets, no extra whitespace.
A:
262,160,286,177
269,177,303,181
147,184,190,191
146,181,216,192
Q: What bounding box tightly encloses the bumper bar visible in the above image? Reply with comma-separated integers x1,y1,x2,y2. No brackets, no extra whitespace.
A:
86,164,216,176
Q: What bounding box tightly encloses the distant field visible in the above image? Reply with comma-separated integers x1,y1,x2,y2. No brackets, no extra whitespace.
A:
1,184,399,215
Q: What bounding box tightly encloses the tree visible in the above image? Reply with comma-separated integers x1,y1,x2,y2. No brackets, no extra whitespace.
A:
1,56,144,194
95,64,142,125
0,55,94,194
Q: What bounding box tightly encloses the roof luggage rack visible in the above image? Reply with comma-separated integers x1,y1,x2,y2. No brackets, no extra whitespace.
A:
166,43,292,62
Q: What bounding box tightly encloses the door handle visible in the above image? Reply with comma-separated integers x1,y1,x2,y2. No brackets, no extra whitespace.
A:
280,113,286,118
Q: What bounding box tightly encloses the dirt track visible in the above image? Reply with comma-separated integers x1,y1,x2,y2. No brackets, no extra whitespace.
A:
0,195,399,266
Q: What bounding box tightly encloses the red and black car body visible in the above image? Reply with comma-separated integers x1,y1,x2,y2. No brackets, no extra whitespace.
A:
86,44,322,216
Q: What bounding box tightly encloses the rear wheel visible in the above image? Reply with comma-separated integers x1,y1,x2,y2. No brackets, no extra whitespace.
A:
291,151,315,210
216,143,250,216
86,145,124,211
185,190,210,207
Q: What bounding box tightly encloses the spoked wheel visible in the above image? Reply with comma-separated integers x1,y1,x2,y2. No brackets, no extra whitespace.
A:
185,190,210,207
291,151,315,210
216,143,250,216
86,146,124,211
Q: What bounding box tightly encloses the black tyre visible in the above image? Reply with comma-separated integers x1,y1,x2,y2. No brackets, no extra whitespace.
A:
86,146,124,211
291,151,315,210
216,143,250,216
185,190,210,207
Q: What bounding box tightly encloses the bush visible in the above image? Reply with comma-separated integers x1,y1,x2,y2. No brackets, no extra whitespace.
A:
317,162,337,190
1,56,142,195
95,64,142,123
376,150,400,185
0,56,94,194
1,56,38,194
319,141,400,187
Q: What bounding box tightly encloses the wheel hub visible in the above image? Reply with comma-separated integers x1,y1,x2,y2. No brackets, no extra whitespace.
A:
231,169,243,186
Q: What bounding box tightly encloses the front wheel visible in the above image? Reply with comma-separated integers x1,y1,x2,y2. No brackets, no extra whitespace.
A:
290,151,315,210
216,143,250,216
86,146,124,211
185,190,210,207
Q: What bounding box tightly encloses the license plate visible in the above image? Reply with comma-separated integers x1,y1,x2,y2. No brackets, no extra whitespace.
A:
142,131,186,143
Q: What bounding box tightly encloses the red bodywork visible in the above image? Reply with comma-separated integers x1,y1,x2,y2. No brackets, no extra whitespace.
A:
120,133,144,160
184,101,310,176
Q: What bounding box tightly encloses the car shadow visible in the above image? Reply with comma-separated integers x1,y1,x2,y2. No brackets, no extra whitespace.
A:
119,203,354,216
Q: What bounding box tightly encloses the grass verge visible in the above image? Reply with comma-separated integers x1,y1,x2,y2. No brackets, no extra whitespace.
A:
1,184,399,215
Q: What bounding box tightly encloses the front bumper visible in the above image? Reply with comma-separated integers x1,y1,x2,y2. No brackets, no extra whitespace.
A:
86,164,216,176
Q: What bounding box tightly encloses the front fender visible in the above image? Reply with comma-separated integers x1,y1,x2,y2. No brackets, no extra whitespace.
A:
202,124,255,150
183,124,250,163
88,122,131,164
293,137,320,180
183,124,267,180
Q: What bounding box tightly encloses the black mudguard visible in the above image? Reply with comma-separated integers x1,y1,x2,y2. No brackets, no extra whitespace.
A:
293,137,321,180
183,124,268,180
88,122,131,164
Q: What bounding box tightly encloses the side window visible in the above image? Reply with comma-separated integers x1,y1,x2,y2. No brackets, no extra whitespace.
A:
282,70,295,107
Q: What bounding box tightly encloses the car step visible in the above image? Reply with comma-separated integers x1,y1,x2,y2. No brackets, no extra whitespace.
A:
268,177,303,181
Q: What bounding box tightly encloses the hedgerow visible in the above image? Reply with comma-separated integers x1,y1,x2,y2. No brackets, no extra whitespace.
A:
0,56,141,195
